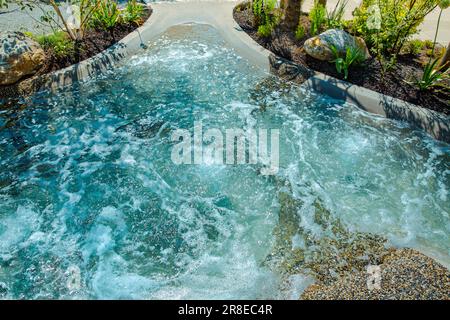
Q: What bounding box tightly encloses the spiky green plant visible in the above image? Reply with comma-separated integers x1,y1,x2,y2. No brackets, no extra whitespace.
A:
91,0,121,30
122,0,145,26
309,0,326,35
326,0,348,29
253,0,279,38
416,58,449,90
330,45,365,79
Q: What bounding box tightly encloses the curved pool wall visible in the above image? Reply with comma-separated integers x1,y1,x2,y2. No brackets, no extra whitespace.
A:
15,1,449,143
28,1,270,92
0,24,449,299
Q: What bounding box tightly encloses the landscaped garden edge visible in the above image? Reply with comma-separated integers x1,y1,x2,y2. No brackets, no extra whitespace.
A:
3,2,448,143
269,54,450,143
2,4,156,95
304,73,450,142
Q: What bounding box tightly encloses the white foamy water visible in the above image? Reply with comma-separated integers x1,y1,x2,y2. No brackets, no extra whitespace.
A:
0,24,448,299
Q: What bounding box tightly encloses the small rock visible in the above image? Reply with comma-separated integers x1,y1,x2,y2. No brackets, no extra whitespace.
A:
303,29,370,62
0,32,46,86
269,54,313,83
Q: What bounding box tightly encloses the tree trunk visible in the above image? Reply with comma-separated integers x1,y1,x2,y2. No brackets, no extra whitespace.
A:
438,42,450,71
282,0,303,29
49,0,76,40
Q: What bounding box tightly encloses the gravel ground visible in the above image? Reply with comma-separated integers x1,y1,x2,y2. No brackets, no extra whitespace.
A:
301,248,450,300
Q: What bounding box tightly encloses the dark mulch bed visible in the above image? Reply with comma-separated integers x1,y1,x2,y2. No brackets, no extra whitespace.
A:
0,7,152,98
39,6,152,74
234,5,449,115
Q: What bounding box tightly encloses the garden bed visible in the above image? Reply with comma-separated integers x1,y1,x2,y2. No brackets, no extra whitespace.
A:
36,6,152,76
234,5,449,115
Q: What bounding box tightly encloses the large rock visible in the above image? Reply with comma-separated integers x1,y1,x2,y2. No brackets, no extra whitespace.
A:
304,29,370,62
0,32,46,86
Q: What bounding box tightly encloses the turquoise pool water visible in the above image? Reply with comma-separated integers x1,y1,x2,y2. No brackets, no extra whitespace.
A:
0,24,449,299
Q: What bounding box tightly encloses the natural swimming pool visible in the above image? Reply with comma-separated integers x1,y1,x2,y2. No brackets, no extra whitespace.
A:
0,24,448,299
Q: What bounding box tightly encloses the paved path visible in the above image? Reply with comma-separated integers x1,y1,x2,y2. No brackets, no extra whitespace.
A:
1,1,448,43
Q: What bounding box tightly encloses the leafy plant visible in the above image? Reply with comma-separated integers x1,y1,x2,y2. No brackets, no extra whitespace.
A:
415,58,449,90
252,0,264,25
423,39,434,49
295,24,305,40
404,39,425,55
122,0,145,26
415,0,450,89
438,42,450,71
352,0,438,57
326,0,348,29
27,31,75,58
330,45,365,79
91,0,121,30
426,0,448,65
309,0,326,35
253,0,279,37
257,23,274,37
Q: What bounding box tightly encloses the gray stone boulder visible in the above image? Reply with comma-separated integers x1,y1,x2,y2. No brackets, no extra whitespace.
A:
304,29,370,62
0,32,46,86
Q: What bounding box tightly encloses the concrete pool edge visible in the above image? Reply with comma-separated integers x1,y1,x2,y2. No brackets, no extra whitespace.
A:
302,70,450,143
5,1,449,143
9,1,270,94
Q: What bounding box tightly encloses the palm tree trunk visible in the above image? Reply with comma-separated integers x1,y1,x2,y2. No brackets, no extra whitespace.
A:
282,0,303,29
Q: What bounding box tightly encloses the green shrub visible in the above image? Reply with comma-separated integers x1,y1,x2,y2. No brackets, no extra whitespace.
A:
122,0,145,26
327,0,348,29
29,31,75,58
424,46,443,58
423,39,434,49
257,23,274,37
253,0,279,37
295,24,305,40
404,39,425,55
309,0,327,35
352,0,438,56
330,45,365,79
91,0,121,30
252,0,265,26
